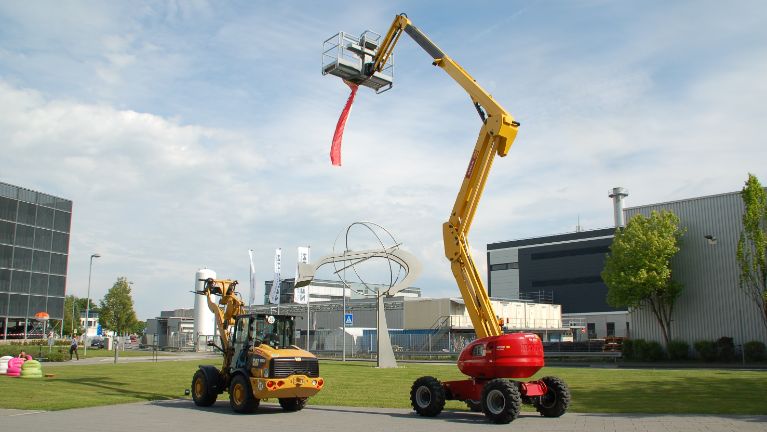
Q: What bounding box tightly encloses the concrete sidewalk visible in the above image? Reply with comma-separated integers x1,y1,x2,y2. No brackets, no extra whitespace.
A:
1,400,765,432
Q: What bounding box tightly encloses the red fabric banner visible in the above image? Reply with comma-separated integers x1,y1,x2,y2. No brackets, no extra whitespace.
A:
330,81,359,166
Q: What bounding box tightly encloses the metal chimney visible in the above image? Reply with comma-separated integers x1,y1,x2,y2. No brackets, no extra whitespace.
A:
609,187,629,227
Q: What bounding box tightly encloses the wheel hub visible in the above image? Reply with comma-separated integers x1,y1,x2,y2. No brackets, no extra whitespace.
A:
415,386,432,408
486,389,506,415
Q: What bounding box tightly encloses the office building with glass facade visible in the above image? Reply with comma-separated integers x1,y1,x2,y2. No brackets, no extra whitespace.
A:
0,181,72,339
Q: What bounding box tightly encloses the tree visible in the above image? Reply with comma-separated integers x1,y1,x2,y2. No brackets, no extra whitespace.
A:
63,295,83,337
736,173,767,334
99,277,138,336
601,210,685,347
131,320,147,335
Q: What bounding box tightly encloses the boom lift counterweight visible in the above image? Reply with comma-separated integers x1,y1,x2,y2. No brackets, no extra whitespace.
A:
323,13,570,424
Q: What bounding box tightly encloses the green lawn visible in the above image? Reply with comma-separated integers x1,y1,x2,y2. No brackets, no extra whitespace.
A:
0,359,765,414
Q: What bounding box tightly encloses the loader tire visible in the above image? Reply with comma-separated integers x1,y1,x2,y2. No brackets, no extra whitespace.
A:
279,397,308,412
410,376,445,417
191,369,217,407
533,376,570,418
229,374,259,414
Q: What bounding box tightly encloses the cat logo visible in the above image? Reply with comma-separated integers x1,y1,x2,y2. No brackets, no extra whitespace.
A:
294,357,302,361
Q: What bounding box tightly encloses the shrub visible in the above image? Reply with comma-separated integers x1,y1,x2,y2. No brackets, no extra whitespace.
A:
667,339,690,360
642,341,666,361
621,339,634,360
631,339,648,361
716,337,736,362
744,341,767,362
694,340,717,362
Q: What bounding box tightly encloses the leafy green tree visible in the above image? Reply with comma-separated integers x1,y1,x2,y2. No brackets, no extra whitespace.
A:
736,173,767,334
99,277,138,336
63,295,83,336
602,210,685,347
131,320,147,335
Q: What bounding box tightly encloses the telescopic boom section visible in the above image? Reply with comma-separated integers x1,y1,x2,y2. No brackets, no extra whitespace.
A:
372,14,520,339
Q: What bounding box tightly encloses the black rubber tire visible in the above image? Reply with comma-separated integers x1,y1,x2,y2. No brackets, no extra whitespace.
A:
410,376,446,417
279,397,308,412
481,379,521,424
466,400,482,412
229,374,260,414
191,369,217,407
534,376,570,417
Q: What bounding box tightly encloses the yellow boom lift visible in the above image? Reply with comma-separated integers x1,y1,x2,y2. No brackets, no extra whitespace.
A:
323,14,570,423
190,278,324,413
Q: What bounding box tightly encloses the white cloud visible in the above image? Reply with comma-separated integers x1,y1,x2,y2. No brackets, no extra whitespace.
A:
1,2,765,318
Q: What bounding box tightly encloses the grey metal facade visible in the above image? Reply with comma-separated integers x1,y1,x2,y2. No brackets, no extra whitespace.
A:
0,181,72,339
488,228,619,314
625,191,767,345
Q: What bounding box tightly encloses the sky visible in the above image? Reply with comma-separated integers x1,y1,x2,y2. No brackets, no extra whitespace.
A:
1,1,765,319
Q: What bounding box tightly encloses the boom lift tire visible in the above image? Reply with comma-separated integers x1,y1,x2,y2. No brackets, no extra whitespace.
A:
279,397,308,412
229,374,260,414
481,378,521,424
533,376,570,418
191,369,218,407
410,376,446,417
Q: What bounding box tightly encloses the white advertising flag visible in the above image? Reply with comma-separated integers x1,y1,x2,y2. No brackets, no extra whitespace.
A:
293,246,310,304
248,249,256,307
269,248,282,304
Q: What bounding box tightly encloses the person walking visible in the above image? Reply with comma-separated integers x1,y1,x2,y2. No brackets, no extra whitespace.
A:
69,336,79,360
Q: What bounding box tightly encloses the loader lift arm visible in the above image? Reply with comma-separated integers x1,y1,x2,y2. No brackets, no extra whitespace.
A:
370,14,520,338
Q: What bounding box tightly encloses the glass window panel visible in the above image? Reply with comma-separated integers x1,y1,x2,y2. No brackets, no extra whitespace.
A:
0,269,10,292
17,201,36,224
35,206,54,229
18,189,36,203
48,275,65,297
28,295,46,317
15,224,34,247
0,183,18,199
32,251,50,273
51,232,69,254
13,247,32,270
47,296,64,319
8,293,28,316
0,292,7,315
34,228,52,251
11,270,30,293
30,272,48,295
0,244,12,268
0,196,17,221
50,253,68,275
53,210,71,232
38,193,56,208
56,198,72,212
0,220,14,244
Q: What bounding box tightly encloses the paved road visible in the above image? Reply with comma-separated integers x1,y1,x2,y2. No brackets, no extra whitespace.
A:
1,400,765,432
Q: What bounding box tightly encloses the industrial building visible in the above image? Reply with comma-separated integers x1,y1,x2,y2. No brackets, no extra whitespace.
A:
625,191,767,346
0,181,72,339
487,187,767,347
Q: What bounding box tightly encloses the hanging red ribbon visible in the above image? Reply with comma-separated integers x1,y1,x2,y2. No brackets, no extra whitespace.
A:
330,81,359,166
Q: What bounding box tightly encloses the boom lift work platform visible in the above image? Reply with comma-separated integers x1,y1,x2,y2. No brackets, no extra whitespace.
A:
322,14,570,424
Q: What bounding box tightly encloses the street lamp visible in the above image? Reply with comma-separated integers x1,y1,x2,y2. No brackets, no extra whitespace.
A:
83,253,101,358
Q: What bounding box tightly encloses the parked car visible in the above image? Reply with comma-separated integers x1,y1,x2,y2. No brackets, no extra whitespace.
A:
91,338,105,349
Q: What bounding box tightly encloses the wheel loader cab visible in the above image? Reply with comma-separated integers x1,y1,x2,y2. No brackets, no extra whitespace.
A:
231,314,296,370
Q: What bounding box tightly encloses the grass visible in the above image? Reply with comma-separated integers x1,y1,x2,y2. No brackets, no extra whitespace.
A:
0,359,765,414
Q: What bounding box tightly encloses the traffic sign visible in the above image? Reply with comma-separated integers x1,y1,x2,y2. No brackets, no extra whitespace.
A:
344,313,353,326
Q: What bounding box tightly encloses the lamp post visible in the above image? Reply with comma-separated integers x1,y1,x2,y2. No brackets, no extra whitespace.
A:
83,253,101,358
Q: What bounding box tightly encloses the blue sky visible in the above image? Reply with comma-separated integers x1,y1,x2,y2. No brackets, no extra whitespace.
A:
1,1,765,319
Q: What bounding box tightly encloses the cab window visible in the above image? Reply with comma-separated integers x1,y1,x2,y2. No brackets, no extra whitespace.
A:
471,344,485,357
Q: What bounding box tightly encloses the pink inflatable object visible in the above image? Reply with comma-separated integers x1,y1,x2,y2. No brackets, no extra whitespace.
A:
6,358,25,377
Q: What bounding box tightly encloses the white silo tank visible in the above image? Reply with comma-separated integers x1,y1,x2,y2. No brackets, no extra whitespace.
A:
194,268,217,351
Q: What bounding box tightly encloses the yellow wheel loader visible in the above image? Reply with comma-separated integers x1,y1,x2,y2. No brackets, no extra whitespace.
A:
191,278,324,413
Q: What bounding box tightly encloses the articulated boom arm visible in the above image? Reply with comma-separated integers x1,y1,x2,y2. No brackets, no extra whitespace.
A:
372,14,520,339
197,278,244,371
